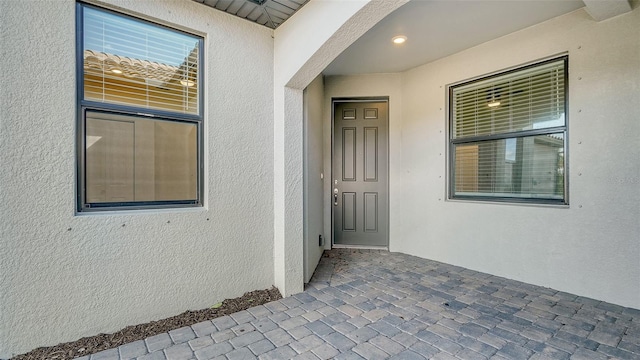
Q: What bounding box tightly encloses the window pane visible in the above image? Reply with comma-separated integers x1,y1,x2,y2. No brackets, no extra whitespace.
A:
453,133,564,200
83,6,199,114
86,112,198,204
452,59,565,139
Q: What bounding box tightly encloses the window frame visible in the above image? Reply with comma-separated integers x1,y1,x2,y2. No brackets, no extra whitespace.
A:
447,55,569,206
75,2,205,212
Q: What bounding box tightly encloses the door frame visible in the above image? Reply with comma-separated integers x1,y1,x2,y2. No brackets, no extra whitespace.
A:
331,97,390,249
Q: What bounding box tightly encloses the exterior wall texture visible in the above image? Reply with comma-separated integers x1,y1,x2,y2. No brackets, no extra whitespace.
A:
397,8,639,309
303,75,325,282
272,0,406,296
322,8,639,310
0,0,275,357
2,0,638,357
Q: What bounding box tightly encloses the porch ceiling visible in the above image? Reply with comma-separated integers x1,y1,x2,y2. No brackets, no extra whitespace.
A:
192,0,309,29
323,0,587,75
191,0,634,74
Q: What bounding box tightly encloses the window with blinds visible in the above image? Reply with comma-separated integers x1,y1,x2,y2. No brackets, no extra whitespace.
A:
449,56,568,204
82,5,200,115
77,3,204,212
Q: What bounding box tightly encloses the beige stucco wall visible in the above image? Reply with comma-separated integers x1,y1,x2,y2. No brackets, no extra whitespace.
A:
397,8,640,308
322,7,639,309
2,0,638,356
272,0,407,296
303,75,325,282
0,0,275,356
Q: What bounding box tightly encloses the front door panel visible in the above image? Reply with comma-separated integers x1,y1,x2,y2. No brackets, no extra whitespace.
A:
333,101,388,246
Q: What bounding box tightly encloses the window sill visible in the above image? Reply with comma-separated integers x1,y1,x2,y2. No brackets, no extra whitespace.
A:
446,198,569,209
75,205,207,217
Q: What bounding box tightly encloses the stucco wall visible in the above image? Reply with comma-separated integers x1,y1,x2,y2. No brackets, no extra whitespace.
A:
272,0,406,296
398,8,639,308
323,74,403,251
303,75,325,282
0,0,275,356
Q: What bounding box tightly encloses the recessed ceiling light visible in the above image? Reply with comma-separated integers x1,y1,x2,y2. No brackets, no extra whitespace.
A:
180,79,196,87
392,36,407,44
111,68,123,74
487,101,501,108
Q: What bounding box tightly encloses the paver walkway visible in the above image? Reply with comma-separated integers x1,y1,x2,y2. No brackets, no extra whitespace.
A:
82,249,640,360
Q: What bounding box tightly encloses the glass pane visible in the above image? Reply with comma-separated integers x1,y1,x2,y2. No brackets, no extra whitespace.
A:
86,112,198,203
454,133,564,201
452,59,565,139
83,6,200,115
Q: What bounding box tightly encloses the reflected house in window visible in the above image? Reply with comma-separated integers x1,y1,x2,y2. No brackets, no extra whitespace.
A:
83,48,199,114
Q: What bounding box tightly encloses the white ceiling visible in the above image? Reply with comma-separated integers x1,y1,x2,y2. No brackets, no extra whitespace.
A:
323,0,586,76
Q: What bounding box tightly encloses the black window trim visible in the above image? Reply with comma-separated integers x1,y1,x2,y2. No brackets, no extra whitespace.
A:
447,55,569,206
75,2,205,213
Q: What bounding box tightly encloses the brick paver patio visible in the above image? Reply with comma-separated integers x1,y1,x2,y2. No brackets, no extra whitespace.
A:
80,249,640,360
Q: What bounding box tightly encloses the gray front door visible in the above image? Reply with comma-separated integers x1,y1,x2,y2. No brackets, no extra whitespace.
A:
333,101,388,247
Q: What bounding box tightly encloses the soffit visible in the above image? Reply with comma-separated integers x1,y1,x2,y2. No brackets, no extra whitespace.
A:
324,0,586,75
192,0,309,29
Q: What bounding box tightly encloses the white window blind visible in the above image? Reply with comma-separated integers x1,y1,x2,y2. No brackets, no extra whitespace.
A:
82,6,200,115
452,59,565,139
449,57,567,204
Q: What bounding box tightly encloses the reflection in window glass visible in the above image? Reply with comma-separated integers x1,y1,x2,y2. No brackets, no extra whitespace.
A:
454,134,564,200
77,4,203,211
83,6,199,114
452,59,565,139
86,112,197,204
449,56,567,204
505,138,516,162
